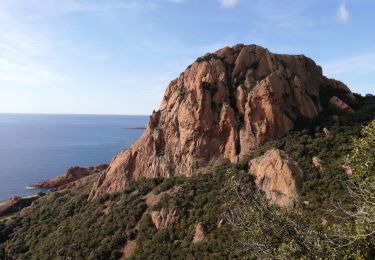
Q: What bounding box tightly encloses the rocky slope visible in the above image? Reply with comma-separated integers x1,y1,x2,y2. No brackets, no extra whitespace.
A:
31,164,107,190
89,44,355,199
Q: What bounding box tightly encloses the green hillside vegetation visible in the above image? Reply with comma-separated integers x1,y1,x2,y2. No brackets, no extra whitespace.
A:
0,95,374,259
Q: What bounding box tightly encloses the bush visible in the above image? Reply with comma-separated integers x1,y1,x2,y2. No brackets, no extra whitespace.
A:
347,120,375,180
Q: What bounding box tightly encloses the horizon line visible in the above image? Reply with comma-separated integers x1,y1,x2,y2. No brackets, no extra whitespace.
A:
0,112,150,117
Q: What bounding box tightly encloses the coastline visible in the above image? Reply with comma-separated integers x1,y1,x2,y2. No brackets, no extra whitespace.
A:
0,114,147,201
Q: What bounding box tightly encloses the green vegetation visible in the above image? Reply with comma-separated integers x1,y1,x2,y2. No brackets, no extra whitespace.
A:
326,118,375,258
0,95,374,259
230,99,375,259
195,52,218,63
347,119,375,180
0,164,254,259
132,165,255,259
228,192,332,259
178,87,187,103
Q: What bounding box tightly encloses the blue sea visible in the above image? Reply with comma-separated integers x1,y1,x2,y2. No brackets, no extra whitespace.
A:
0,113,148,200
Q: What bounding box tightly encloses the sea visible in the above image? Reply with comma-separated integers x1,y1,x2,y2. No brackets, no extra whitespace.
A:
0,113,148,201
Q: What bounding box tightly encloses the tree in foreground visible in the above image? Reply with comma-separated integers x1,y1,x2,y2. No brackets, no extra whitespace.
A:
327,119,375,258
228,120,375,259
227,175,332,259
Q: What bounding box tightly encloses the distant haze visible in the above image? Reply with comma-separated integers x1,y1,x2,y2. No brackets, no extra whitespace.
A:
0,0,374,115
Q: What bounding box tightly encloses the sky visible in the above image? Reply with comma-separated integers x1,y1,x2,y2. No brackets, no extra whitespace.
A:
0,0,374,115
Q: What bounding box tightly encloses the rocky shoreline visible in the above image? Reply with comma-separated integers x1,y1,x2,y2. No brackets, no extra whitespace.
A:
0,163,108,219
0,193,45,219
29,164,108,190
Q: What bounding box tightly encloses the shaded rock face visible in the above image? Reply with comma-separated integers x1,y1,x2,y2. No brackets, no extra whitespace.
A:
329,96,355,114
89,44,355,199
248,148,304,207
31,164,108,190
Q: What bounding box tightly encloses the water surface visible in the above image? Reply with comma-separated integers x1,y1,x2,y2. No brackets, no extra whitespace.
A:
0,113,148,200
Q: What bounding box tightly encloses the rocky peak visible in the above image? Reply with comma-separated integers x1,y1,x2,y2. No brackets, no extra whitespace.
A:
89,44,355,200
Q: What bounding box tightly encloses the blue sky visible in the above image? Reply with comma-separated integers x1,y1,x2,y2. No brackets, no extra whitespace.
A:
0,0,374,115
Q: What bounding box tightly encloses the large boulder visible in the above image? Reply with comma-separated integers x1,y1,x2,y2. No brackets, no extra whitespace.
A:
89,44,355,199
248,148,304,207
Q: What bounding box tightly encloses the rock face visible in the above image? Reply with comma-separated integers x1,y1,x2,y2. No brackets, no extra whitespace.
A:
150,208,180,230
89,44,355,199
248,149,304,207
193,223,207,243
329,96,355,114
31,164,108,190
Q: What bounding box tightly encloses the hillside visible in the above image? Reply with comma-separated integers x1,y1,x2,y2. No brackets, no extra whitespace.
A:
1,94,374,259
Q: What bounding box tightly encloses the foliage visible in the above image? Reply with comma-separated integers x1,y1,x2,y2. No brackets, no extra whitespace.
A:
0,165,253,259
227,190,332,259
0,178,158,259
228,97,375,259
132,163,255,259
347,120,375,180
325,120,375,259
178,87,187,103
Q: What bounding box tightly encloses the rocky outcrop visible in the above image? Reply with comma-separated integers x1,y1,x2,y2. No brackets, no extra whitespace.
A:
217,219,224,228
150,208,180,230
248,148,304,207
30,164,108,190
193,223,207,243
312,156,323,173
121,240,137,259
144,186,180,208
329,96,354,114
341,164,353,177
0,193,45,218
323,127,330,136
89,44,355,199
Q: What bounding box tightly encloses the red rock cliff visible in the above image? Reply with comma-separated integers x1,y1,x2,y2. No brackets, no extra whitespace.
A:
89,44,355,199
31,164,108,189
